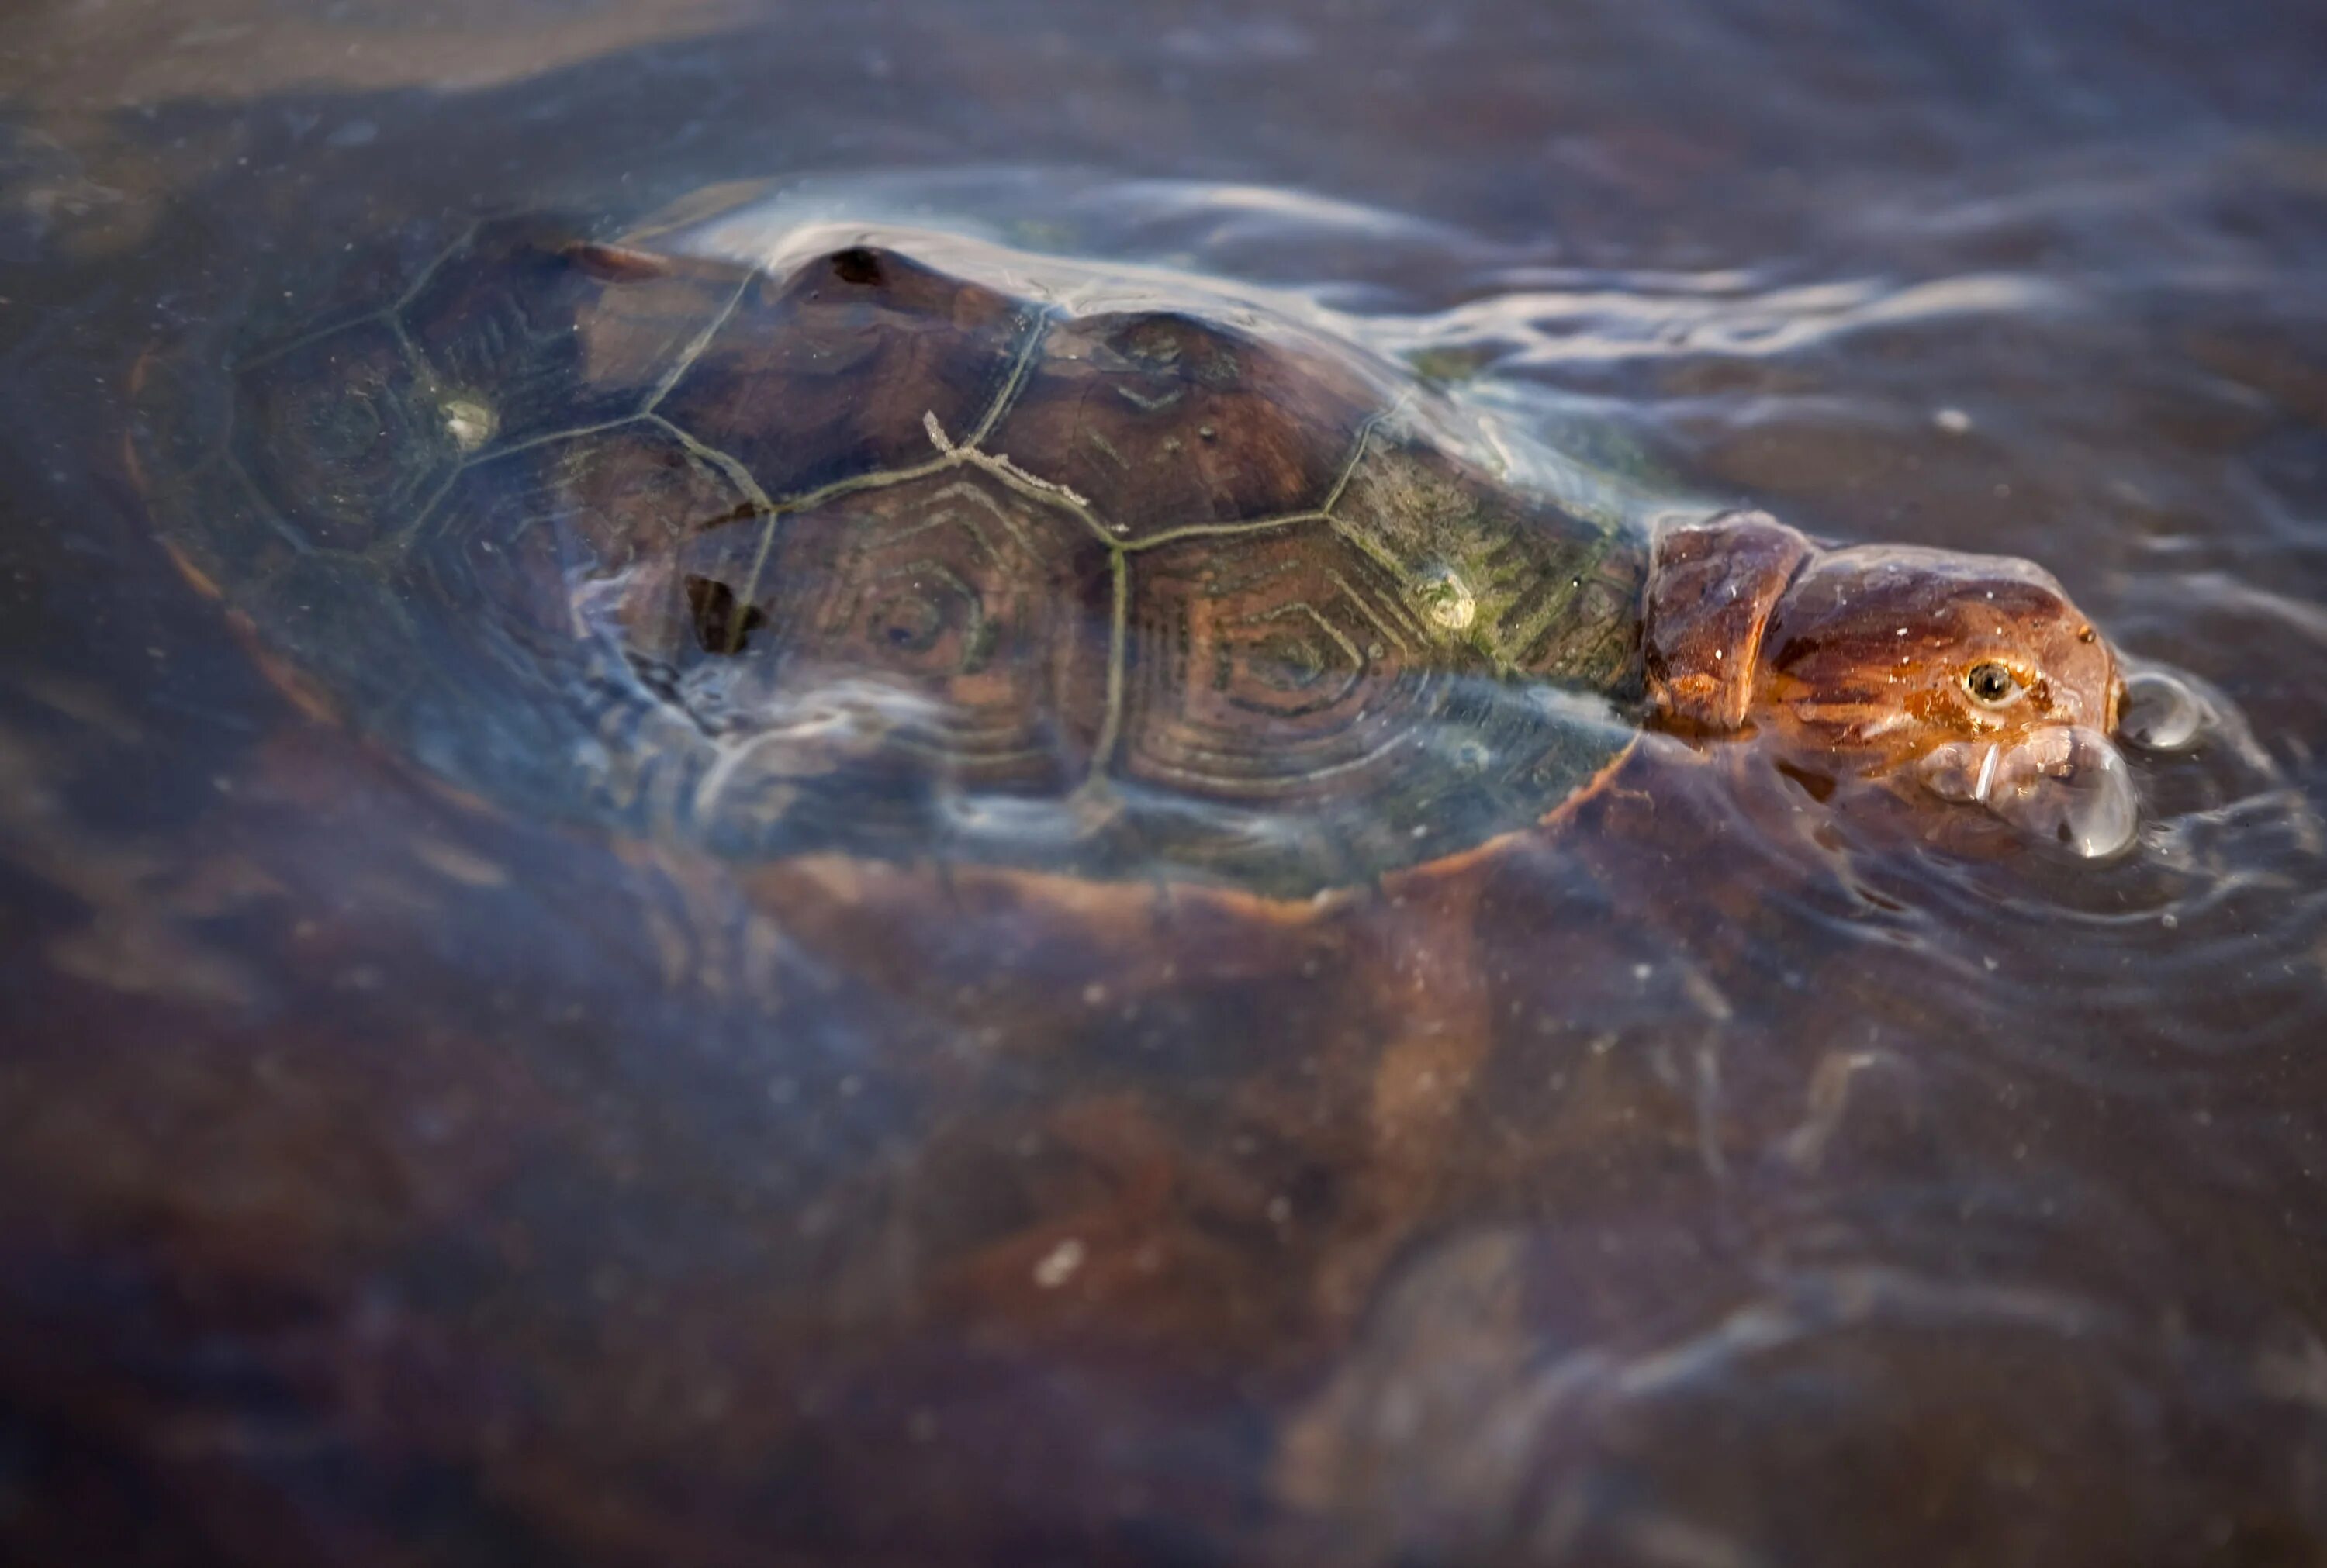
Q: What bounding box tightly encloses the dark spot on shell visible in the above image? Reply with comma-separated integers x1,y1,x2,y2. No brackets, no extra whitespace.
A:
686,575,768,654
830,247,885,287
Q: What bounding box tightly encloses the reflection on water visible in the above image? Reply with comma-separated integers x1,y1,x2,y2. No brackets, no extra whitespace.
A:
4,1,2327,1564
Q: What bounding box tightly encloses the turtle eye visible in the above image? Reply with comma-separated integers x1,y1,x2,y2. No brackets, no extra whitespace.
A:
1962,661,2024,706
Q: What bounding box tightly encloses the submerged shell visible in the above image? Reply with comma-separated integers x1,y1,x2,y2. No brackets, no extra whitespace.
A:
137,213,1648,894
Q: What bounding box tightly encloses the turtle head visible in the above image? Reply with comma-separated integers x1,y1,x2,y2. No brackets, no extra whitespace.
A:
1645,509,2137,857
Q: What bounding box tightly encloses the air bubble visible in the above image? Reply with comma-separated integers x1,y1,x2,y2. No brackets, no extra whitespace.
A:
2120,668,2206,752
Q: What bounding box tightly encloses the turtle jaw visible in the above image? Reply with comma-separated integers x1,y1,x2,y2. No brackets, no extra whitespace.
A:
1914,725,2138,858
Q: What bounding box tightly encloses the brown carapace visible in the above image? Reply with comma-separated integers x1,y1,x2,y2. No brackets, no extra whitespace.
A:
135,206,2153,886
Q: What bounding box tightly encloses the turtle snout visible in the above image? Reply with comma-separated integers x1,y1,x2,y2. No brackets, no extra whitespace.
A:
1917,724,2137,858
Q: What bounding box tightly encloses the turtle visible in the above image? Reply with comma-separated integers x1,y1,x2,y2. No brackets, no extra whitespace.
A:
92,199,2260,1568
130,203,2158,907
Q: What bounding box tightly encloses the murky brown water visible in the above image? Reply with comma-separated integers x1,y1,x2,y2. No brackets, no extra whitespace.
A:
5,2,2327,1564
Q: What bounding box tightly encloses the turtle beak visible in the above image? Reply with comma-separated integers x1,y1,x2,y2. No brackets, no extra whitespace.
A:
1916,725,2138,858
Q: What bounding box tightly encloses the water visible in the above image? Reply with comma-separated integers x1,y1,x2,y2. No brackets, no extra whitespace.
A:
4,2,2326,1563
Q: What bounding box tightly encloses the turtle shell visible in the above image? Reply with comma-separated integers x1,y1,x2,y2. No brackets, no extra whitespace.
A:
133,213,1648,895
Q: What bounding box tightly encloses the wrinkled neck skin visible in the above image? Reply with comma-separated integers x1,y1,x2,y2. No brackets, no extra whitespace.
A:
1641,509,2139,858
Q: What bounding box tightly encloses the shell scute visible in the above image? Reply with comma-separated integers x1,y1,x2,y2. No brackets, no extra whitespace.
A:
380,425,764,817
654,246,1041,505
1329,445,1645,690
397,218,745,452
669,470,1113,800
1120,523,1433,795
403,423,755,672
231,318,457,553
980,309,1388,543
1111,505,1638,887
